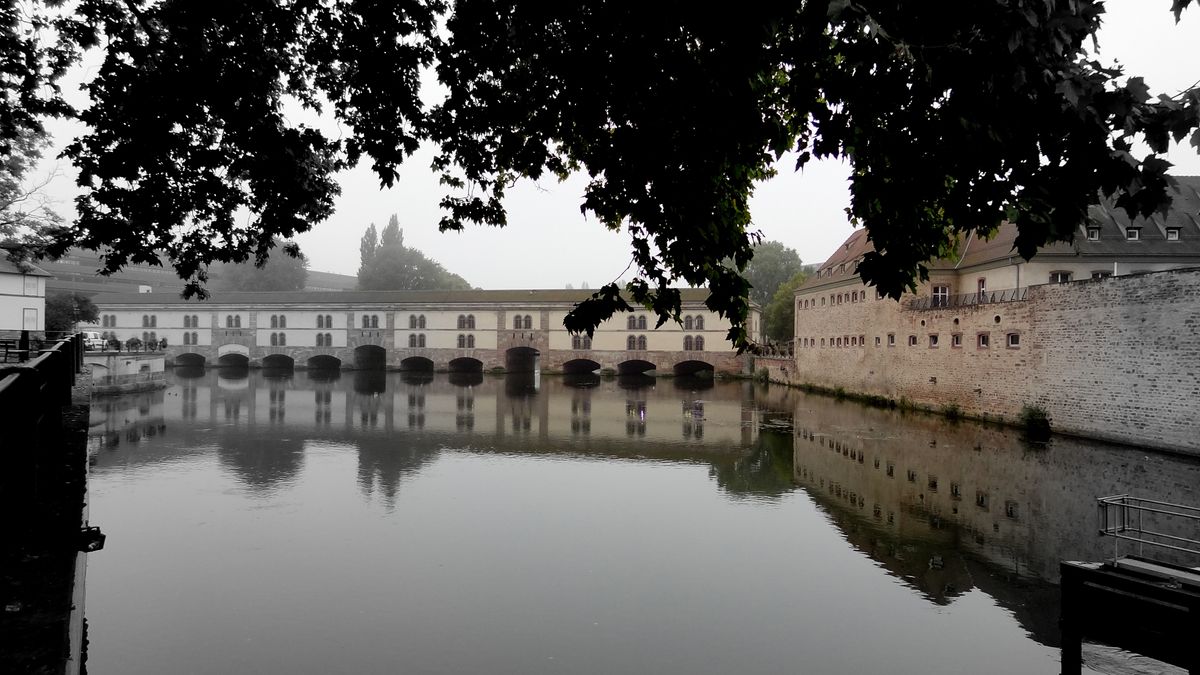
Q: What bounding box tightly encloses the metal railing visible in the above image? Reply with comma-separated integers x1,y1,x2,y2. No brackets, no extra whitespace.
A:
905,287,1028,311
1097,495,1200,561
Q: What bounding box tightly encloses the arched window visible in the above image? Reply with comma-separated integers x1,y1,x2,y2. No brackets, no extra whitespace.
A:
821,297,826,306
279,315,287,328
684,316,694,330
457,315,466,329
695,336,704,351
191,332,198,345
270,333,278,346
183,315,190,328
370,315,378,328
325,315,333,328
316,333,324,347
182,332,189,345
317,315,324,329
523,315,533,329
408,334,417,348
417,315,425,329
627,315,637,329
467,334,475,348
582,336,592,349
572,335,581,349
627,335,637,350
516,315,524,329
270,315,278,328
636,335,647,350
695,316,704,330
361,315,369,328
142,315,149,327
234,315,241,328
279,332,286,346
408,315,416,329
417,334,426,348
457,334,466,348
637,316,646,330
684,335,694,351
466,314,475,329
324,333,331,346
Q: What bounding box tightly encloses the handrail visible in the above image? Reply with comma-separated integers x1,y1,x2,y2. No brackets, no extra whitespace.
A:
905,287,1028,311
1096,494,1200,562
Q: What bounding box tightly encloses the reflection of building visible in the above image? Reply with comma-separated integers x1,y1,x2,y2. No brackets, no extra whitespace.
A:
778,178,1200,454
89,289,757,376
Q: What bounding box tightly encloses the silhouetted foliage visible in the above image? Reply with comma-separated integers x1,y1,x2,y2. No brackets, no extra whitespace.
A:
44,291,99,333
4,1,1198,348
744,241,805,307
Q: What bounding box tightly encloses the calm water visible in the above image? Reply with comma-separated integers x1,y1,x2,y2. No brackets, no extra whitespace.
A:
84,369,1200,674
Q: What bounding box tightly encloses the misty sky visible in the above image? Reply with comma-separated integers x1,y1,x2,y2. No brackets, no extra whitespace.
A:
36,2,1200,289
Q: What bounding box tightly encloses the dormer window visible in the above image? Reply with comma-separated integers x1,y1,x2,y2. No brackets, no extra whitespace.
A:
1166,227,1181,241
1125,227,1140,241
1086,227,1100,241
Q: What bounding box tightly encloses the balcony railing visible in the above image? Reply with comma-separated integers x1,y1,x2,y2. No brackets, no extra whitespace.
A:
905,287,1028,311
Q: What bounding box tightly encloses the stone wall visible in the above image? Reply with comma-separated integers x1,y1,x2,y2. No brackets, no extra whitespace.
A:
782,268,1200,454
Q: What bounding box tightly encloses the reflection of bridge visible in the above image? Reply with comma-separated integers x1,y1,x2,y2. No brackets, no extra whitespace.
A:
89,289,754,376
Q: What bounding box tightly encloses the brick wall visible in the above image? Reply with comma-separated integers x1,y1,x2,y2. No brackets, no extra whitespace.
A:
782,268,1200,455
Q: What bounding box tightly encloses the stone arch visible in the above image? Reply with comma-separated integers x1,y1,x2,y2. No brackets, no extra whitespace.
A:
217,352,250,367
175,352,206,367
306,354,342,370
617,359,656,375
672,360,714,377
448,357,484,374
353,344,387,370
400,356,434,372
562,358,601,375
262,354,295,370
505,346,540,373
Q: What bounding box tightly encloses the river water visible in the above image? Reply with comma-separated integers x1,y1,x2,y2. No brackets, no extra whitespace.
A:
84,368,1200,674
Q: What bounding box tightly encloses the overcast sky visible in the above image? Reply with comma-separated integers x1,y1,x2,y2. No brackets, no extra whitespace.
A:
36,2,1200,289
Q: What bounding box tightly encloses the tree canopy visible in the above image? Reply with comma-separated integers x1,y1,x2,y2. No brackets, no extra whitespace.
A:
45,291,99,334
357,215,472,291
764,270,814,343
743,242,805,307
4,1,1199,348
209,241,309,292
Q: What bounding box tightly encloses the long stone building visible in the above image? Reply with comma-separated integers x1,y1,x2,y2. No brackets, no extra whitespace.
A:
87,288,757,376
764,176,1200,454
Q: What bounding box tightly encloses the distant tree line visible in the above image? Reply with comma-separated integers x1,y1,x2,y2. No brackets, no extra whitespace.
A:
357,215,472,291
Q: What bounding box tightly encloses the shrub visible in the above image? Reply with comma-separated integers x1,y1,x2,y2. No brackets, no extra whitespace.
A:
1018,404,1052,441
941,403,962,421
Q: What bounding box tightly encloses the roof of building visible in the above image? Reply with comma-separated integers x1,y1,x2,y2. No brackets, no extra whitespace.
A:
91,287,720,307
0,257,50,277
800,176,1200,292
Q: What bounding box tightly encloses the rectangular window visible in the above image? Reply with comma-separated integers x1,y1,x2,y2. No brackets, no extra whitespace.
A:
1086,227,1100,241
887,333,895,347
1166,227,1180,241
1091,271,1112,280
1007,333,1021,348
23,276,38,295
875,336,881,347
931,285,950,307
23,308,38,330
951,333,962,348
1049,271,1071,284
1126,227,1140,241
976,278,987,298
978,333,990,349
929,334,939,348
908,335,917,346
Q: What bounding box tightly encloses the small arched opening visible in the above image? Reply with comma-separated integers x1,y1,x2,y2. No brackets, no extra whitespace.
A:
562,358,601,375
400,356,435,373
262,354,295,370
672,360,714,377
353,344,387,370
505,346,540,373
306,354,342,371
174,352,206,367
448,357,484,374
617,359,656,376
217,353,250,368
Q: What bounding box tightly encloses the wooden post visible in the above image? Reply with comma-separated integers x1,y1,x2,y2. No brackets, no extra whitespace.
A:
1059,563,1083,675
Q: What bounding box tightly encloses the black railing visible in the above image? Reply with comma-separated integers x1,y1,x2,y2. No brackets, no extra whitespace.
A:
905,287,1028,311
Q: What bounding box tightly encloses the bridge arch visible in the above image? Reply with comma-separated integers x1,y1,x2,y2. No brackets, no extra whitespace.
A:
217,352,249,367
354,345,387,370
673,360,714,377
505,346,539,373
262,354,295,370
448,371,484,387
175,352,206,367
617,359,656,375
306,354,342,370
448,357,483,374
400,356,434,372
562,358,601,375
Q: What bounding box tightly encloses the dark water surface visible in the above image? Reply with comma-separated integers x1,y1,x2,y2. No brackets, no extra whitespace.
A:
85,369,1200,674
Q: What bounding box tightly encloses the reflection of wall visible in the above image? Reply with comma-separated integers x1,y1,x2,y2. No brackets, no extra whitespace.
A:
788,391,1200,583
